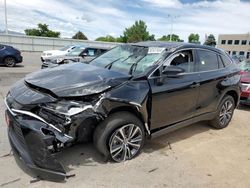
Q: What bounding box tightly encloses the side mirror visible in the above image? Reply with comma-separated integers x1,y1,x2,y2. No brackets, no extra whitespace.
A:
162,66,185,77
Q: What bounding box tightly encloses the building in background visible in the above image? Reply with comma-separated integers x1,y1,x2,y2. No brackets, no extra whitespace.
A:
217,33,250,59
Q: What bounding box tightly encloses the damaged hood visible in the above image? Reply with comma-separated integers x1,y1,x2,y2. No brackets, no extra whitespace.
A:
25,63,130,97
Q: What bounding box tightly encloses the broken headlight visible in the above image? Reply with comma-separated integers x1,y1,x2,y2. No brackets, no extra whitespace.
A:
41,101,93,117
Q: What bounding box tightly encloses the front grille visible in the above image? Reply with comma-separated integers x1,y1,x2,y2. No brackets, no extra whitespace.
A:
9,113,26,148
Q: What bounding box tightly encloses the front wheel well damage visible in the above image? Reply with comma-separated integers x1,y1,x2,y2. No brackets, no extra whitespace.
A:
108,106,146,130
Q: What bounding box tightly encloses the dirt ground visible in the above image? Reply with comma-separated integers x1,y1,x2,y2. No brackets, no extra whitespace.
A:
0,52,250,188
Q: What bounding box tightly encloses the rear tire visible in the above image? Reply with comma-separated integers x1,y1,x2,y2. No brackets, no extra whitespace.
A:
4,56,16,67
93,112,145,162
209,95,235,129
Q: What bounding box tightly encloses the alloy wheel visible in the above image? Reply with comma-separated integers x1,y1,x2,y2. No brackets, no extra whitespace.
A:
5,57,16,67
109,124,143,162
219,100,233,126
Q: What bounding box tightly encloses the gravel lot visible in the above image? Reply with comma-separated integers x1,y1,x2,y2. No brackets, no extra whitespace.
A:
0,52,250,188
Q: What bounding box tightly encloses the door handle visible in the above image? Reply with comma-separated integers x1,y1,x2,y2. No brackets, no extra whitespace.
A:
190,82,200,88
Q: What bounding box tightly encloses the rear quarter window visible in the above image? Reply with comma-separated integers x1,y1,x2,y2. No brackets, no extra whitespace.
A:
220,54,232,67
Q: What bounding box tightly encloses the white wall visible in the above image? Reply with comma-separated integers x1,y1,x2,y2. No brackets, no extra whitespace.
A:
0,34,119,52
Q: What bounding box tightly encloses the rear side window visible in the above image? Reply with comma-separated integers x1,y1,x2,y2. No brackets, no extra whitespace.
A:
196,50,219,71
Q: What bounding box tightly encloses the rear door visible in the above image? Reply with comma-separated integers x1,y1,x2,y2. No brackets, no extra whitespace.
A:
195,49,230,115
148,49,200,130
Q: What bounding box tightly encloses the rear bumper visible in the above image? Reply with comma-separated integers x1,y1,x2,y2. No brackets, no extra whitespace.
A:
6,111,67,181
16,55,23,63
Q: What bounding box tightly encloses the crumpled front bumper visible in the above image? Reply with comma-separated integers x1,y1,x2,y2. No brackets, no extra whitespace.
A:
6,110,67,182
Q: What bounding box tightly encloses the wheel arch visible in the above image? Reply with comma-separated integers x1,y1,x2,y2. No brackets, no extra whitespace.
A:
4,55,17,61
225,90,239,108
108,106,147,132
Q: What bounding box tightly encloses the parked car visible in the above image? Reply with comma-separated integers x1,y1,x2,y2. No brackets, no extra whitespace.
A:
239,60,250,105
232,55,246,64
41,46,110,69
0,44,22,67
41,45,79,62
5,41,240,181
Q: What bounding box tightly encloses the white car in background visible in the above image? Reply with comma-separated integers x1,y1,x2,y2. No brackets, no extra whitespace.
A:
41,45,77,62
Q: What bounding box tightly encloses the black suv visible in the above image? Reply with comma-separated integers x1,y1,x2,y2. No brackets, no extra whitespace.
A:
5,42,240,181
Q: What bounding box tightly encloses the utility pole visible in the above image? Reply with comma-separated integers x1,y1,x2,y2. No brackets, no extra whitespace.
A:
4,0,8,34
167,14,179,42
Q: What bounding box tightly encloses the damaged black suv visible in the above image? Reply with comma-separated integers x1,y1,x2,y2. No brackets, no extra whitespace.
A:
5,42,240,181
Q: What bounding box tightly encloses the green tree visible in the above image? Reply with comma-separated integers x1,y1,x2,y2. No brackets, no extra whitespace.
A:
204,34,216,47
72,31,88,40
95,35,116,42
188,33,200,44
158,34,182,42
25,23,60,38
121,20,155,43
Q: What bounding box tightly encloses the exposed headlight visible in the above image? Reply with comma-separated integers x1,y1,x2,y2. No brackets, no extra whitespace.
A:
42,101,93,116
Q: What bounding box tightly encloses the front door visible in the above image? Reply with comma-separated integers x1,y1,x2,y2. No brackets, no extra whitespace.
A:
148,49,200,130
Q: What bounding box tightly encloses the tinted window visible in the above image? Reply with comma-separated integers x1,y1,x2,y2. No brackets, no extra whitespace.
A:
197,50,219,71
221,40,226,44
242,40,247,45
234,40,239,45
228,40,233,45
168,50,195,72
232,51,237,55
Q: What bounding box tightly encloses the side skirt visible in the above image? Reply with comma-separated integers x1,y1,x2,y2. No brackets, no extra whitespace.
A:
150,112,216,139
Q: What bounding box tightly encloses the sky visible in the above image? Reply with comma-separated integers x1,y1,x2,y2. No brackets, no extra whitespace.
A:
0,0,250,42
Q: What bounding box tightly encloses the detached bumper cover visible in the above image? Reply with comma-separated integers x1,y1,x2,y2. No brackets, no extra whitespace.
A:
6,111,67,181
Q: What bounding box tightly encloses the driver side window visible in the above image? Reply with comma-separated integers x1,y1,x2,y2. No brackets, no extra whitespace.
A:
166,50,195,73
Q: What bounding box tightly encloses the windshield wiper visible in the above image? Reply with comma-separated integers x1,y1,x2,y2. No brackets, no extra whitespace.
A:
104,58,122,69
105,55,134,70
128,55,146,75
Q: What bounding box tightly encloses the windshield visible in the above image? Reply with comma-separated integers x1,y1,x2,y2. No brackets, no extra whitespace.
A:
240,60,250,72
67,47,85,56
60,45,73,51
91,45,166,75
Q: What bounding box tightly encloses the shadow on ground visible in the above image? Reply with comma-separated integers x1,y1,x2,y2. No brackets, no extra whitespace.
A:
0,64,24,68
56,122,211,173
237,104,250,111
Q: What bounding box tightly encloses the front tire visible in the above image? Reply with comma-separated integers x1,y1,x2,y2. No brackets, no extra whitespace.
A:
93,112,145,162
210,95,235,129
